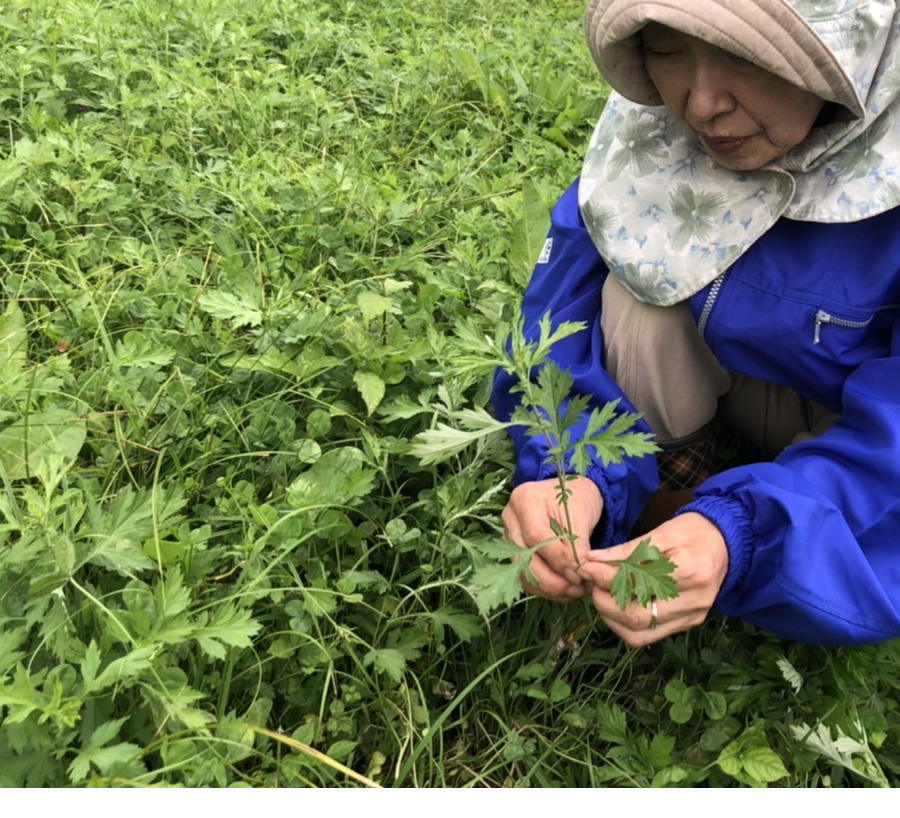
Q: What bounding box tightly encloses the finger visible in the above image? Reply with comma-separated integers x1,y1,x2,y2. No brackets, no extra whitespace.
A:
578,559,618,590
502,508,526,549
582,536,645,563
523,553,583,601
591,586,707,645
601,611,687,648
590,586,667,631
519,521,583,586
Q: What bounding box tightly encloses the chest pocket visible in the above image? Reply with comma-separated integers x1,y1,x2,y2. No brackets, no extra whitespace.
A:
812,304,900,355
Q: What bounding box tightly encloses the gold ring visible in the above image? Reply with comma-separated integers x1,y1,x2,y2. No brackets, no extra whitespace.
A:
649,598,659,629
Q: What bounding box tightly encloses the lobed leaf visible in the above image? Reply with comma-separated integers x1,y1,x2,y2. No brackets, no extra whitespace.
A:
604,539,678,610
198,289,262,328
409,417,512,465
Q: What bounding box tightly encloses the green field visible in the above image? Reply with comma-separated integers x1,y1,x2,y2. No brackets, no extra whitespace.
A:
0,0,897,787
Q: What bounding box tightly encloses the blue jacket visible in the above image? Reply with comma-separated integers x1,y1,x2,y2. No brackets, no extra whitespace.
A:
492,179,900,646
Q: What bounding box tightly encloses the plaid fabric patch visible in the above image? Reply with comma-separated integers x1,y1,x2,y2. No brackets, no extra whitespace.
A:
657,435,716,490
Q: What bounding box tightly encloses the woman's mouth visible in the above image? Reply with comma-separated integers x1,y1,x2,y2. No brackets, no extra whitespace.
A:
702,135,751,154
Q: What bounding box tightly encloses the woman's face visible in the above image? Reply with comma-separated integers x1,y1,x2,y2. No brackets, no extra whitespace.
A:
641,23,825,171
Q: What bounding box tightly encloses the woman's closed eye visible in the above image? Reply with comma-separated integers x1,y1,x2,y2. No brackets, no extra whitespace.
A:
644,45,682,57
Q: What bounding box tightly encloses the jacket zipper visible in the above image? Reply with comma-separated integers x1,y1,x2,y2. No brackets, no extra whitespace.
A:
813,305,900,344
698,272,726,340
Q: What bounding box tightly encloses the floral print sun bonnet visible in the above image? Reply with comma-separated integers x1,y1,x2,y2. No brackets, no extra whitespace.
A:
579,0,900,305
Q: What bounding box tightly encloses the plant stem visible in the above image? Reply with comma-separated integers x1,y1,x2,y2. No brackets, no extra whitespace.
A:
518,376,581,568
555,471,580,567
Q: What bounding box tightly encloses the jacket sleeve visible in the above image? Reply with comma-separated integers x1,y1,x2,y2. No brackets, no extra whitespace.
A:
681,318,900,645
491,179,659,547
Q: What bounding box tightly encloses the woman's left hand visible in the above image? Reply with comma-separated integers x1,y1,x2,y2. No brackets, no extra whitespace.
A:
579,512,729,647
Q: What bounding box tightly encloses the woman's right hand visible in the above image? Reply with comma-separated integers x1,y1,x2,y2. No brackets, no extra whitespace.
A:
501,476,604,602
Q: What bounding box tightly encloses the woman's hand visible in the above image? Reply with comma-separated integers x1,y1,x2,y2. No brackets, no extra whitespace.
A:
501,476,603,602
580,512,729,646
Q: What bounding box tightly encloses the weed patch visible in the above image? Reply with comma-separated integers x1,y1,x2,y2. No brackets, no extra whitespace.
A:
0,0,897,788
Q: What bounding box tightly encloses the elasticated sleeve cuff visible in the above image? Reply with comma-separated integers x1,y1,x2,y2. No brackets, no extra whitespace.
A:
677,493,755,597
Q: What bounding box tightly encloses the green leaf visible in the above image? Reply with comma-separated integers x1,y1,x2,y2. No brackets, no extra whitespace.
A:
663,679,687,702
0,301,27,385
646,734,676,769
531,313,587,365
364,648,407,683
425,609,483,642
80,640,102,691
82,485,185,575
89,743,142,776
153,565,192,620
543,126,576,151
0,626,29,676
515,662,553,681
0,408,86,481
195,603,261,661
68,716,130,782
509,179,550,286
447,318,509,375
338,569,390,594
466,535,544,614
409,415,512,465
69,731,141,784
377,394,434,422
700,725,733,753
776,656,804,693
89,646,155,693
50,534,76,576
0,664,41,724
741,747,789,784
596,702,629,745
530,363,576,440
353,371,385,416
670,701,693,724
198,289,262,328
306,408,333,437
462,537,546,615
85,716,129,750
583,402,658,466
159,684,214,730
286,446,376,508
327,740,358,762
604,539,678,609
716,740,744,777
549,678,571,703
357,291,394,322
717,736,789,786
651,765,690,787
524,686,549,702
792,721,888,787
469,560,527,615
115,330,175,368
222,346,339,380
703,690,728,720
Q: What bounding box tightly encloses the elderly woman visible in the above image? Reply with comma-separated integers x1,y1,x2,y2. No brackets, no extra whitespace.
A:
494,0,900,647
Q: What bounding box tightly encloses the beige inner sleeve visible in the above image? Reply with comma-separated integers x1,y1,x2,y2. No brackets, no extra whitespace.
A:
601,275,731,441
600,275,839,451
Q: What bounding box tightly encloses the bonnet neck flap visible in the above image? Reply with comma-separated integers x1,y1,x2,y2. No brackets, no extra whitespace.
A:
579,0,900,306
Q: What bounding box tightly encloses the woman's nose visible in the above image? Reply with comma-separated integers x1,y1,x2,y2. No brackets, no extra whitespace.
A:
684,64,737,123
